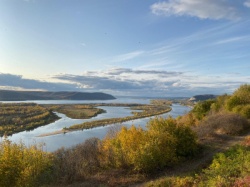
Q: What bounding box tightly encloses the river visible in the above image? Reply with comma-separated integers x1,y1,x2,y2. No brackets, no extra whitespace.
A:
2,98,191,152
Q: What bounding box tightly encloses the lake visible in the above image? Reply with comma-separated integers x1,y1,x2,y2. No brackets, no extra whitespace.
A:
2,97,191,152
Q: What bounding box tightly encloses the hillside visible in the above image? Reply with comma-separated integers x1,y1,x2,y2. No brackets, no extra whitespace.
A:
0,90,116,101
0,84,250,187
189,94,217,102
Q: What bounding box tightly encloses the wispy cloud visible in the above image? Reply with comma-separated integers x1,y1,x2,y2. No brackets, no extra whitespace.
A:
151,0,240,20
111,50,145,63
214,35,250,45
0,86,45,91
244,0,250,8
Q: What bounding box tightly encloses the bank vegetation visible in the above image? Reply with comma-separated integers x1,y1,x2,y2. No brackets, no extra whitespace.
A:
0,103,59,136
0,84,250,186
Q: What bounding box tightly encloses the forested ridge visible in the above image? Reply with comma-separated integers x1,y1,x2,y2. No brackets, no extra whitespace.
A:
0,90,116,101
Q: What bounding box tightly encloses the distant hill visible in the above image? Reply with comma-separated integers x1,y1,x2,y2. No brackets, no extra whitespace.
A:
189,94,217,102
0,90,116,101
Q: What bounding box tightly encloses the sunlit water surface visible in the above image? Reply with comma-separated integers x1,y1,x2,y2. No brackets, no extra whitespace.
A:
1,98,191,152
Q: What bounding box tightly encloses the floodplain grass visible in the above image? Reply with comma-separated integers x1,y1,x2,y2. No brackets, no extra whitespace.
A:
44,104,106,119
0,103,59,136
67,102,172,131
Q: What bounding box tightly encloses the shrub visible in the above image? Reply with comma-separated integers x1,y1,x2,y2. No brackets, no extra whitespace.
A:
147,117,198,158
199,145,250,186
232,104,250,119
0,139,53,187
196,113,250,137
192,99,215,120
52,138,100,184
177,113,199,127
210,94,230,112
226,84,250,114
100,117,198,173
100,125,148,170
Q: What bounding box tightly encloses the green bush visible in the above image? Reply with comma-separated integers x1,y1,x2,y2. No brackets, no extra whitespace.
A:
226,84,250,119
199,145,250,186
210,94,230,112
232,104,250,119
192,100,215,120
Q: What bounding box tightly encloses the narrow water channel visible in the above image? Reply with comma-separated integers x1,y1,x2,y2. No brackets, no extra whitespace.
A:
3,99,191,152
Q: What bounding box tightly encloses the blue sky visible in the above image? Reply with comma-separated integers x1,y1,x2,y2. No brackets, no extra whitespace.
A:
0,0,250,97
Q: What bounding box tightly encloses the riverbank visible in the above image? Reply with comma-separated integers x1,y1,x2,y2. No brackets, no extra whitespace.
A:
0,103,59,136
36,129,69,137
38,105,172,137
6,101,190,152
37,100,173,137
66,107,171,131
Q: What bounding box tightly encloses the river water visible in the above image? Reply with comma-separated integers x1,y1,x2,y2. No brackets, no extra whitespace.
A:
2,98,191,152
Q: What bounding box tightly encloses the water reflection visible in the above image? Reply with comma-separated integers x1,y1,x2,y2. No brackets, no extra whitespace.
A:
3,99,190,152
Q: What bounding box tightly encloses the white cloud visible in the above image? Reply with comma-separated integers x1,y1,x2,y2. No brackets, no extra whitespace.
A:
151,0,240,20
1,70,249,97
0,86,45,91
244,0,250,8
53,68,249,97
111,51,144,63
172,82,181,87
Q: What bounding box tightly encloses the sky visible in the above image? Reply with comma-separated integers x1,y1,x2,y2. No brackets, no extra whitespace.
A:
0,0,250,97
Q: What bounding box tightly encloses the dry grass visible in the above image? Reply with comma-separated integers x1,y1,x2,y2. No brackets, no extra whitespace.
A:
51,138,101,185
194,112,250,138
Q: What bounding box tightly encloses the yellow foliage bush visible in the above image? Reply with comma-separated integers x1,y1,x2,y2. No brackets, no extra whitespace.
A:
100,117,198,173
0,139,53,187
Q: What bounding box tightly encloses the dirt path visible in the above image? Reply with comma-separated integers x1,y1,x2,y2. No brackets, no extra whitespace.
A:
133,131,250,187
47,130,250,187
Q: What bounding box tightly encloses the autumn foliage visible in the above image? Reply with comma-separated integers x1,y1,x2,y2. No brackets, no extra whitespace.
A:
100,117,198,172
0,84,249,186
0,139,53,187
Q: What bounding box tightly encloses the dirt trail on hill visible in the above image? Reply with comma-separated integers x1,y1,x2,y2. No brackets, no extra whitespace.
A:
47,131,250,187
133,131,250,187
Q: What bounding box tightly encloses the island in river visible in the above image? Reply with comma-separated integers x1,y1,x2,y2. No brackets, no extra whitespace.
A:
0,99,173,137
